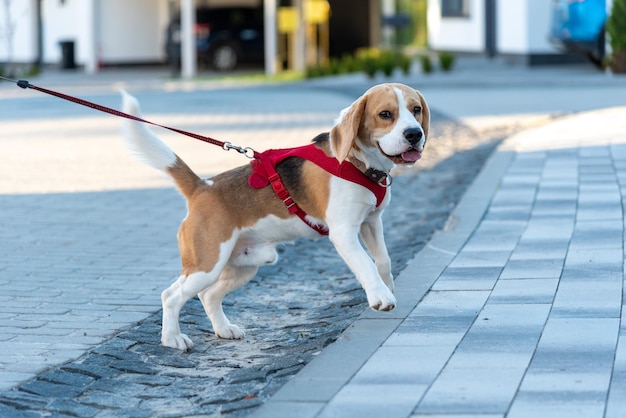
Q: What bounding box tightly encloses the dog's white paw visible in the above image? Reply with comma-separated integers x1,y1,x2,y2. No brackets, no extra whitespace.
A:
162,333,194,351
367,286,397,312
215,324,245,340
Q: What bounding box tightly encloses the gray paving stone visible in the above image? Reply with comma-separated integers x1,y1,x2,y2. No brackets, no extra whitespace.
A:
551,280,622,318
350,345,455,385
607,371,626,418
562,248,623,279
0,372,36,391
484,204,532,221
535,185,577,202
488,279,558,304
0,391,49,417
577,202,623,221
407,290,490,318
450,303,549,356
500,173,541,186
508,390,607,418
20,379,86,399
252,400,324,418
569,220,623,250
519,371,610,392
79,390,142,409
318,383,426,418
431,266,502,291
525,317,619,373
510,238,568,260
499,258,564,279
606,336,626,418
413,414,504,418
384,315,474,347
531,199,577,216
38,369,94,387
415,366,526,415
46,398,102,417
491,186,537,206
462,220,527,252
448,250,512,268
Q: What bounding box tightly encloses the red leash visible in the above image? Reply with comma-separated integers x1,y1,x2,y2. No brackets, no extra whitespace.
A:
2,76,258,159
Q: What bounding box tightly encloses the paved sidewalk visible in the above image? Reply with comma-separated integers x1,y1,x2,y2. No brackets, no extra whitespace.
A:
251,107,626,418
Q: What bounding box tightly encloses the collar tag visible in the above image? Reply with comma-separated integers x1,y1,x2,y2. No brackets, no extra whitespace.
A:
364,167,390,185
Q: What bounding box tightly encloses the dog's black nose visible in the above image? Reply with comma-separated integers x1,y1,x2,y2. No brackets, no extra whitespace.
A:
404,128,423,145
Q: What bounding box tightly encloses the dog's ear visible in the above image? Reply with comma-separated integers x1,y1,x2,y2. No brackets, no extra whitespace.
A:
330,94,367,162
416,90,430,141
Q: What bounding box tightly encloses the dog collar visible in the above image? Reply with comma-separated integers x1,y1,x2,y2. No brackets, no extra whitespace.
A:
248,144,389,235
363,167,391,184
347,157,392,186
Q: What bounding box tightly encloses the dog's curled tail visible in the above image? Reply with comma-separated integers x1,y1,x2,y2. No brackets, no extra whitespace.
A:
120,91,202,199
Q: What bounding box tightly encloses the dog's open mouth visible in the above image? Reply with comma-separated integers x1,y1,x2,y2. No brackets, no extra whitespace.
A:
383,148,422,164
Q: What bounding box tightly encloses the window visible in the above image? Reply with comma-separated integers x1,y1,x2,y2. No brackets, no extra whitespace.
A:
441,0,470,18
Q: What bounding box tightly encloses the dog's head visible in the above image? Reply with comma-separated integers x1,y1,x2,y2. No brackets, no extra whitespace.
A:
330,83,430,168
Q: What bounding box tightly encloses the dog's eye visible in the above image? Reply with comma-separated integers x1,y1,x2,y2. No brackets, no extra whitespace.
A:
379,110,393,120
413,106,422,115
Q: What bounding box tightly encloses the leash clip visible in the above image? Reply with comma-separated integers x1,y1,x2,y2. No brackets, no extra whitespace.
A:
223,142,256,159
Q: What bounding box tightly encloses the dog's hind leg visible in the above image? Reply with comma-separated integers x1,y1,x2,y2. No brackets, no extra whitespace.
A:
197,265,258,339
161,271,219,350
161,236,237,350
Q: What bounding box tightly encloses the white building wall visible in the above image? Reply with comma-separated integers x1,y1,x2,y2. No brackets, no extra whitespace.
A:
1,0,169,67
100,0,169,63
43,0,168,66
428,0,561,56
42,0,88,64
526,0,559,53
427,0,485,52
496,0,527,53
0,0,38,63
497,0,557,54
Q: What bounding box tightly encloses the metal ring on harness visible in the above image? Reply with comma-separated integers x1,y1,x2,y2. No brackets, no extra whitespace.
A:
223,142,256,159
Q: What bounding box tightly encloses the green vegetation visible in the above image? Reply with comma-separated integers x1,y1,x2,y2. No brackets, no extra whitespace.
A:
306,48,415,79
419,55,433,74
438,51,455,71
607,0,626,72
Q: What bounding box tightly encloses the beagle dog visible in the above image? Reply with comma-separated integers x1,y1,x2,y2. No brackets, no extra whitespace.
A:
121,83,429,351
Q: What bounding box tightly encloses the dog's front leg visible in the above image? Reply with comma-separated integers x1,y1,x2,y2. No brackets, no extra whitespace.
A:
328,224,396,311
360,218,394,294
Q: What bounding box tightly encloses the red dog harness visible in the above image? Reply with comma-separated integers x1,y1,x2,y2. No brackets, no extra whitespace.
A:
248,144,388,236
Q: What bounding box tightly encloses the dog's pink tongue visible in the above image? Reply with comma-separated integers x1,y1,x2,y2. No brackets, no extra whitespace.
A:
401,150,422,162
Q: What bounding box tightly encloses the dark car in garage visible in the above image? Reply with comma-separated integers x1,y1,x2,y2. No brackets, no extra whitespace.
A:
166,6,264,71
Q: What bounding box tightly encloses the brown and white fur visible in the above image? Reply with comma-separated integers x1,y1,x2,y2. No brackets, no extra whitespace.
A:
121,83,430,351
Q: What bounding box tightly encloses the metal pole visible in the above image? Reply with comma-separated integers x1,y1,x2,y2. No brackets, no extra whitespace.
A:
181,0,196,79
264,0,277,75
84,0,99,73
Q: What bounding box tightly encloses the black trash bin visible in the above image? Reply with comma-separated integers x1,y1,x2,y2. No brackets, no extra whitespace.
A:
59,40,76,69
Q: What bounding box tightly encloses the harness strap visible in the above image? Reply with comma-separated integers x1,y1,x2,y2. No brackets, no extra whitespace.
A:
248,144,388,236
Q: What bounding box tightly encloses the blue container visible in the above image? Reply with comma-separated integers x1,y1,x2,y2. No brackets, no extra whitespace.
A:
551,0,607,64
